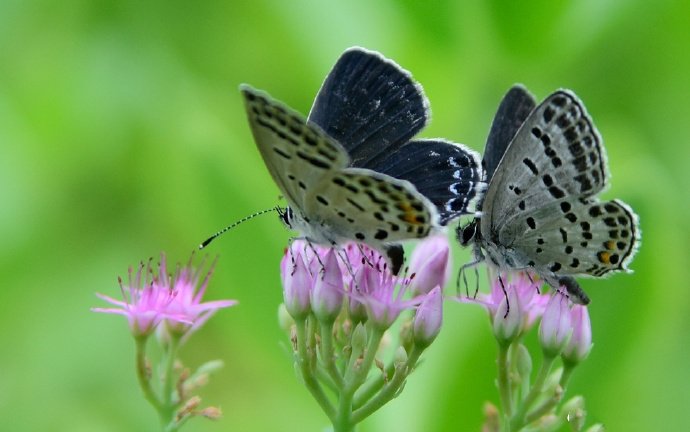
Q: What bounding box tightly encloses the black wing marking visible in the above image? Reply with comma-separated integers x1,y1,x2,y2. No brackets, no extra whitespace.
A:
483,85,536,183
308,47,429,169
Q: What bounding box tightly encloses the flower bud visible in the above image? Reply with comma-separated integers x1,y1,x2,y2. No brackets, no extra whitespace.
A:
482,402,500,432
399,319,414,353
351,323,368,351
311,249,344,322
539,293,572,357
408,235,451,295
199,406,222,420
561,395,585,417
515,343,532,380
413,287,443,347
493,287,521,345
281,251,312,321
562,395,586,431
532,414,559,430
562,305,592,364
348,268,369,324
394,346,408,366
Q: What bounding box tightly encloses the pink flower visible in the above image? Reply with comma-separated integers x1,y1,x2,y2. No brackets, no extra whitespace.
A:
492,286,521,344
281,242,314,320
156,254,237,338
348,246,418,330
562,305,592,363
311,249,345,322
408,235,451,296
459,271,550,338
413,287,443,347
93,254,236,338
539,292,573,356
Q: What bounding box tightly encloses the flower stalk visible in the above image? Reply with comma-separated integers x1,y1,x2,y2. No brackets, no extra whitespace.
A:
460,272,597,432
280,238,449,431
94,253,235,431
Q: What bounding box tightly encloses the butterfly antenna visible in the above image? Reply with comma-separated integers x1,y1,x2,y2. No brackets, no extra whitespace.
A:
199,207,281,249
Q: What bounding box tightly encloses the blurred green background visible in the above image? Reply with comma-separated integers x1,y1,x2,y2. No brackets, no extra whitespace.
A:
1,0,689,430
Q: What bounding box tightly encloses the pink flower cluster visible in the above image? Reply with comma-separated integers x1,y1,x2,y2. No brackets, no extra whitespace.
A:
280,236,451,342
461,271,592,360
93,254,236,338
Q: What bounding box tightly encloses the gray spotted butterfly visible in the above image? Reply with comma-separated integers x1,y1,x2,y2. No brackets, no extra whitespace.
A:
242,47,482,274
458,85,640,304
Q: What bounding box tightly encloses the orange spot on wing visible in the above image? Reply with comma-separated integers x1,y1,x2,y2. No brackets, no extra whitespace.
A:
598,251,611,264
399,202,421,225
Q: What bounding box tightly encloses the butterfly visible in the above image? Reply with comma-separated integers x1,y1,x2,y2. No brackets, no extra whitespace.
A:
242,47,482,274
458,85,640,304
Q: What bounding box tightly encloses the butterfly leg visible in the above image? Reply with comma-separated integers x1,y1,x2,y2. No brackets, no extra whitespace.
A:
303,240,326,277
286,238,298,275
524,271,542,295
356,243,376,270
497,273,510,318
457,244,485,297
334,246,358,290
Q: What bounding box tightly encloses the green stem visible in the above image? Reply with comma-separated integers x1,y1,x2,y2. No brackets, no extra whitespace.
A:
349,327,384,390
335,326,384,432
296,320,335,422
134,336,162,411
321,321,345,389
525,394,560,425
497,343,513,419
559,361,576,389
352,367,389,409
160,335,181,430
520,361,577,425
510,354,556,431
351,346,422,424
314,368,338,394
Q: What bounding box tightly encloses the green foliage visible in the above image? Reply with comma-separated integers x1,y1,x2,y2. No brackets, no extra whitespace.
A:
1,0,688,430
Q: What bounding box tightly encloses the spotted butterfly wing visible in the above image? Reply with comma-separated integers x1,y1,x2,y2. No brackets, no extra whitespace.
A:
456,85,535,252
242,85,438,273
479,89,640,303
483,85,536,182
309,47,482,224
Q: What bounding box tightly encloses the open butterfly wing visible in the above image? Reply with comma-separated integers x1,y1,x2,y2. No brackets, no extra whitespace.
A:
308,47,429,169
367,139,482,225
483,85,536,183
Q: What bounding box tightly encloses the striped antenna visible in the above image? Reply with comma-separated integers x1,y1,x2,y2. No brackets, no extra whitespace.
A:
199,207,280,249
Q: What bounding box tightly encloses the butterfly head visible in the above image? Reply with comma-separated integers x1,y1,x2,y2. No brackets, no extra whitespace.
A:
277,206,294,229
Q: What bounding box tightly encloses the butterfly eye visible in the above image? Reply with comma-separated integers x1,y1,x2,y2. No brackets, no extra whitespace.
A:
459,222,477,246
277,207,294,228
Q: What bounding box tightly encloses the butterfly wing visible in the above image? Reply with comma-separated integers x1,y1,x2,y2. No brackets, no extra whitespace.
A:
308,47,429,169
241,84,349,213
242,84,439,251
305,167,439,244
481,90,640,279
482,90,609,238
483,85,536,183
511,198,640,277
366,139,482,224
309,47,481,225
